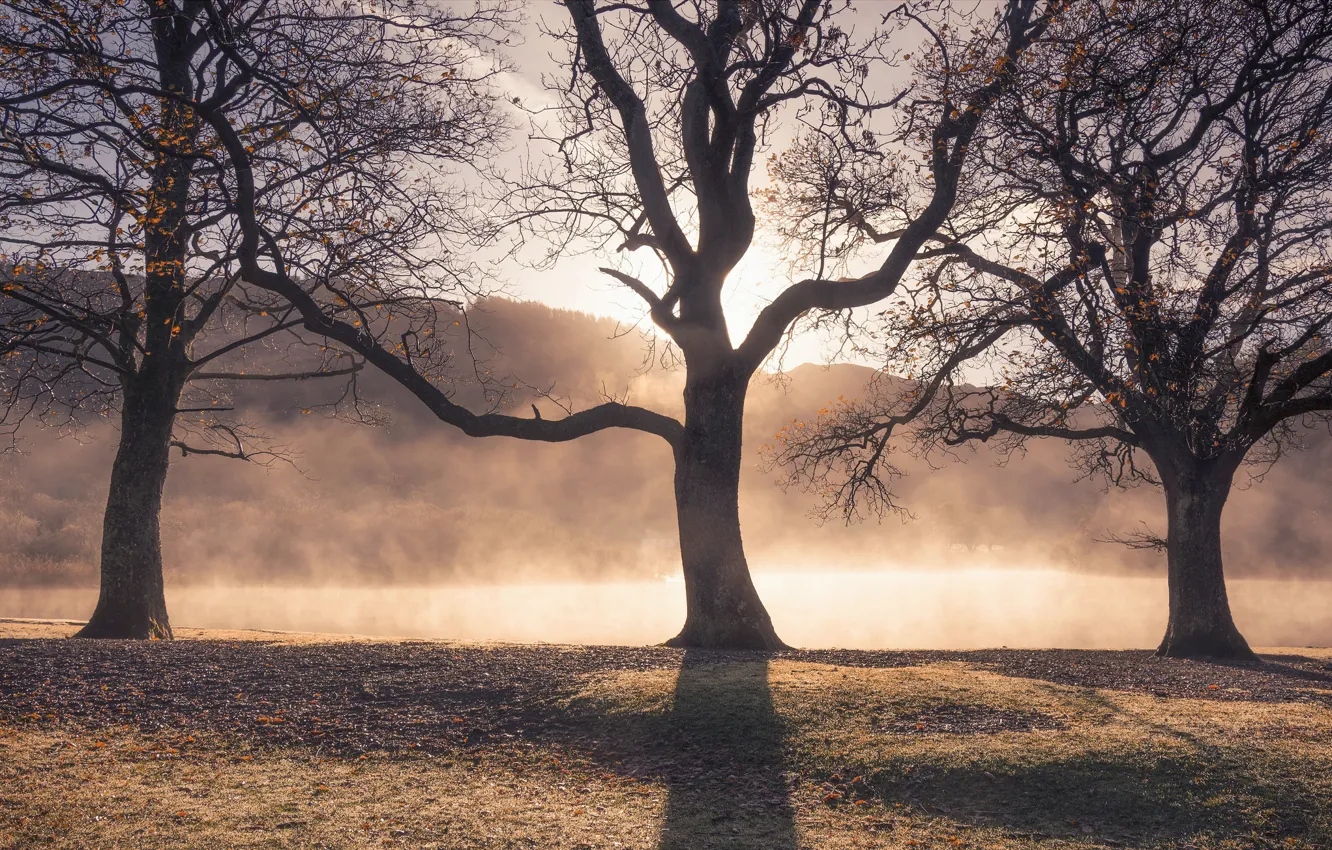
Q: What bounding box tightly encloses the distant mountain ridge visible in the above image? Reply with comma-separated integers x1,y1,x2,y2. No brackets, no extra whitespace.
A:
1,297,1328,587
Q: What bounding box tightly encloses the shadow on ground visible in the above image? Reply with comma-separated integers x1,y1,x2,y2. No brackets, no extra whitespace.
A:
849,747,1320,845
656,652,795,850
797,681,1328,847
560,651,797,850
2,639,1330,846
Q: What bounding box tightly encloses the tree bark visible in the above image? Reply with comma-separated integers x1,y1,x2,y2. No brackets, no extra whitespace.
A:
666,365,786,650
75,375,181,640
1155,459,1254,660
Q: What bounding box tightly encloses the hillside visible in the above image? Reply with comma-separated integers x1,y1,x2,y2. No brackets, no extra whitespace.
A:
0,298,1329,587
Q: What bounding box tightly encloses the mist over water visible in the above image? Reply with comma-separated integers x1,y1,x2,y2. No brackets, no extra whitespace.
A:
5,569,1330,649
3,303,1330,651
5,300,1332,597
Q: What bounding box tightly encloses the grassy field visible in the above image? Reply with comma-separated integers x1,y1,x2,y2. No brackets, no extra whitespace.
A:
2,621,1330,849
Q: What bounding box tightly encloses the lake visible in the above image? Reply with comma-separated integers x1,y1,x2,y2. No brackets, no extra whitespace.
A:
3,569,1329,648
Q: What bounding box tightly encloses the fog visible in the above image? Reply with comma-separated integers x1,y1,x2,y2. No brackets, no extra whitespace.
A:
4,570,1331,648
1,298,1330,646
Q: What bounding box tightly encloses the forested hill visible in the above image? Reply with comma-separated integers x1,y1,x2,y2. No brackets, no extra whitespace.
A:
2,298,1329,587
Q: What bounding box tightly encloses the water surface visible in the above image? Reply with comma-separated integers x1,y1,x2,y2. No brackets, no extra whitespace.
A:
3,570,1328,648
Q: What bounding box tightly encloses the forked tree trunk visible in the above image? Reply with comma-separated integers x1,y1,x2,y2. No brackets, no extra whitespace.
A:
666,367,786,650
75,376,181,640
1155,460,1254,660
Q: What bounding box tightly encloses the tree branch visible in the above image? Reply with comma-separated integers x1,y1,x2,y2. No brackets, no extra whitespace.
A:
190,363,363,382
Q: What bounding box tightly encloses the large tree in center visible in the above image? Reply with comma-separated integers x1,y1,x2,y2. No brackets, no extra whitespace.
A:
209,0,1057,648
772,0,1332,659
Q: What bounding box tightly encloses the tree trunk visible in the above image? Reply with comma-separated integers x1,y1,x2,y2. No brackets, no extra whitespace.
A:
1155,460,1254,660
75,377,181,640
666,367,786,650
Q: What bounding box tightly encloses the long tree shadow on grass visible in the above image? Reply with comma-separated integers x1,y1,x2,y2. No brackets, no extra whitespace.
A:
638,651,797,850
4,637,1328,847
846,690,1329,847
871,751,1325,845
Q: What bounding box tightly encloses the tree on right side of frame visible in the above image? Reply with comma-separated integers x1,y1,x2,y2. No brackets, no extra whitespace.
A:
771,0,1332,659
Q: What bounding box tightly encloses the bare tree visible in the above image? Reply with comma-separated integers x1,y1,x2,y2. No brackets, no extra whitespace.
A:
0,0,511,637
209,0,1059,648
772,0,1332,659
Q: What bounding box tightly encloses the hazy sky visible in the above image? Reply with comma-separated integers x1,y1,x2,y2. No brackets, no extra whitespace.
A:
482,2,907,369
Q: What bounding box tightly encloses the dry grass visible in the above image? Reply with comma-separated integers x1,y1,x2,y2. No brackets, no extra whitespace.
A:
565,659,1332,850
0,723,666,848
2,624,1330,849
